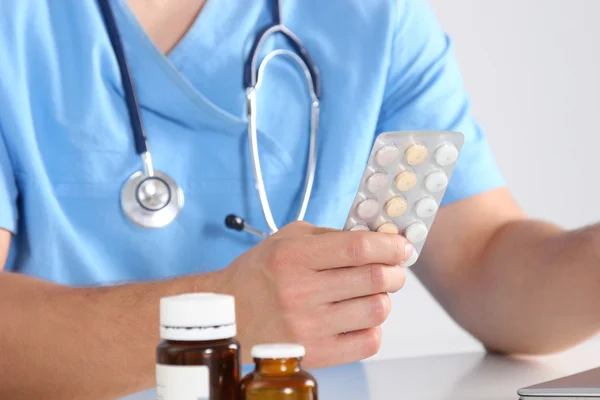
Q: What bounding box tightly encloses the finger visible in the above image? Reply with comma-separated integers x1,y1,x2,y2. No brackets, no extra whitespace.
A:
314,264,406,304
322,293,391,336
293,230,413,270
302,326,383,369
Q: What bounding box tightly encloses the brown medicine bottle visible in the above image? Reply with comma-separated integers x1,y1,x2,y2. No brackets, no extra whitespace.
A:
239,344,318,399
156,293,240,400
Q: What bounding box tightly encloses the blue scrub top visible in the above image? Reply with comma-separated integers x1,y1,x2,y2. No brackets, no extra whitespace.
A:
0,0,504,286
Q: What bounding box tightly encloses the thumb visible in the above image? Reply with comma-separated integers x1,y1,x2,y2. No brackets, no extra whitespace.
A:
274,220,339,238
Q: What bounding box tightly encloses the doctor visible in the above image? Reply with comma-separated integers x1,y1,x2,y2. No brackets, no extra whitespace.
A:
1,0,599,399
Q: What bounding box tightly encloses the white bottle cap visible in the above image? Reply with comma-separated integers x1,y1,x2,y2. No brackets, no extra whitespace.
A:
160,293,236,341
251,344,306,359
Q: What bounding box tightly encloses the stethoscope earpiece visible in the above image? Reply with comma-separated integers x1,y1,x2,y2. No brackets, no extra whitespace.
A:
225,214,269,238
225,215,245,231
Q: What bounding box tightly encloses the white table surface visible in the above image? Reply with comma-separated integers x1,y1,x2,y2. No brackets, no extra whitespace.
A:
123,339,600,399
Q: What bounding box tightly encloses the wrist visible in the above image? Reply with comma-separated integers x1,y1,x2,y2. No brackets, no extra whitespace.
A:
185,267,231,296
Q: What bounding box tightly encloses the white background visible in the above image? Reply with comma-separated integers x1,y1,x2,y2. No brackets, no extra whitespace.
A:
374,0,600,361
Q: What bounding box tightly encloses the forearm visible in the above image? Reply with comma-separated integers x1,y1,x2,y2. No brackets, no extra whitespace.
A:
441,220,600,355
0,270,223,399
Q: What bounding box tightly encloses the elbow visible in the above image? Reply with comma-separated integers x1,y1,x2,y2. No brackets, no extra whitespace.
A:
477,332,587,358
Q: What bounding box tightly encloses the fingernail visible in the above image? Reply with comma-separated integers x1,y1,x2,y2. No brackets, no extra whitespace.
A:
404,242,414,259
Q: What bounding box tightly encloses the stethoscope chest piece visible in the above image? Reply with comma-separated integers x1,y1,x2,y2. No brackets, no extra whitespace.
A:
121,170,184,228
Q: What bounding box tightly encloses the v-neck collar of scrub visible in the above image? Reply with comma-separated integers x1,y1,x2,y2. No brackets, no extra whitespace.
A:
165,0,229,71
108,0,247,134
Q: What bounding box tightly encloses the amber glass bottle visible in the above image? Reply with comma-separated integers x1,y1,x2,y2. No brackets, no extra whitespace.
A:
156,293,240,400
239,344,318,399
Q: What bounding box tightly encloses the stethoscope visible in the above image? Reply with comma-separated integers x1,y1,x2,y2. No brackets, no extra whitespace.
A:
98,0,320,237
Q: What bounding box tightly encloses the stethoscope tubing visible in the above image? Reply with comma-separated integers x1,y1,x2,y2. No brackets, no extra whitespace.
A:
247,49,320,234
98,0,321,234
243,1,321,235
97,0,149,158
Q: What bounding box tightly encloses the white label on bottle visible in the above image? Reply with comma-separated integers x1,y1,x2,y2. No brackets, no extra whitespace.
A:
156,364,209,400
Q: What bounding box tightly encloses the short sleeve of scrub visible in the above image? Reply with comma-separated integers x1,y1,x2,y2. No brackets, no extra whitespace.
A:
0,128,18,233
376,0,505,206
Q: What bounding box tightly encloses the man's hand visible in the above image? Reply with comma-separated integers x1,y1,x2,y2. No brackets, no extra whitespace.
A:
0,221,410,399
218,221,413,368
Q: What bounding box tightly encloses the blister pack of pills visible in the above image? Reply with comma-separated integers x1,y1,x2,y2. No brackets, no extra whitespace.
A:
343,130,464,267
